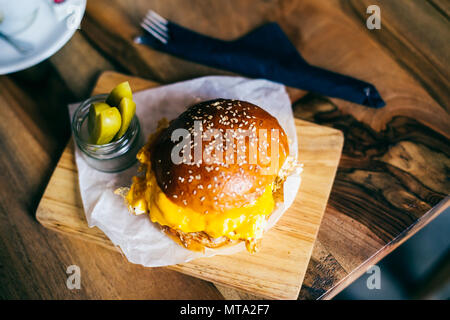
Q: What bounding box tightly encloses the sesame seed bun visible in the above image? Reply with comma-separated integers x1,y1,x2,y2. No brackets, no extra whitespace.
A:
150,99,289,214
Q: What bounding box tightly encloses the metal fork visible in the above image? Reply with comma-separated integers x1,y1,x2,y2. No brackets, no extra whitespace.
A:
140,10,169,44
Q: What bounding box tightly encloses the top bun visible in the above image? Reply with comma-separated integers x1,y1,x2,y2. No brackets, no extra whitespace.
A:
150,99,289,214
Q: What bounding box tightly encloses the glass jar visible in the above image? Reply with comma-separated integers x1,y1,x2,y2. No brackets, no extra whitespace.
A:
72,94,144,173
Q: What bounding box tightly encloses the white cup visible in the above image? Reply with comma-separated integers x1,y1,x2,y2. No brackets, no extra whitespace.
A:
0,0,41,35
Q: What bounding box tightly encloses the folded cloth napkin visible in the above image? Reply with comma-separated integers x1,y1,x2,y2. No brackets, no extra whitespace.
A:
135,21,385,108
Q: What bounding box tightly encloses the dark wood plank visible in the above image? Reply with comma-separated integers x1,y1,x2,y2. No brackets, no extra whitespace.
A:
49,32,116,99
0,65,223,300
293,94,449,298
345,0,450,110
80,0,450,136
428,0,450,17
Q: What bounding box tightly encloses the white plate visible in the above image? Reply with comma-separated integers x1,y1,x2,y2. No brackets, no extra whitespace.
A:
0,0,86,75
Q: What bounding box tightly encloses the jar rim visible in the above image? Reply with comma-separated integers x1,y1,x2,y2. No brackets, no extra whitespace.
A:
71,94,141,159
72,94,132,148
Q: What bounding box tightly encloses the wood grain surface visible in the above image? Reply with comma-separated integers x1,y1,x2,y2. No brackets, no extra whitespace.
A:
346,0,450,109
0,74,223,300
1,0,448,299
36,71,344,300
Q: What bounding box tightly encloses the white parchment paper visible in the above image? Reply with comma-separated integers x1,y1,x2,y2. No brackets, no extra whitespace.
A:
69,76,301,267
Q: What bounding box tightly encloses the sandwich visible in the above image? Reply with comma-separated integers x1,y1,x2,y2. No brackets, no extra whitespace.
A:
123,98,294,253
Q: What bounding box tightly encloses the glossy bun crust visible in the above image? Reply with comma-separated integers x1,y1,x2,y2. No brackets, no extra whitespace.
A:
150,99,289,214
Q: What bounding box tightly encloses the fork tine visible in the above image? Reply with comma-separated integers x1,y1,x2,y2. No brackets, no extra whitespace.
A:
141,10,169,44
147,10,167,24
142,19,168,42
144,16,167,34
145,12,167,28
141,21,168,44
145,15,168,32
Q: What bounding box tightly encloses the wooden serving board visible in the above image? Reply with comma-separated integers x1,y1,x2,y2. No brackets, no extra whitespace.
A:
36,71,343,300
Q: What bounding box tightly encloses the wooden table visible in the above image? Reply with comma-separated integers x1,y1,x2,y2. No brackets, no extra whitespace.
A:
0,0,448,299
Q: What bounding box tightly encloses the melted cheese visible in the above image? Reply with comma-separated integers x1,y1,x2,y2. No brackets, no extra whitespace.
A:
126,169,274,241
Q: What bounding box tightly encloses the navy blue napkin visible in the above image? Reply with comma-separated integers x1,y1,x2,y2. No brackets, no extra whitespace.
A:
136,22,385,108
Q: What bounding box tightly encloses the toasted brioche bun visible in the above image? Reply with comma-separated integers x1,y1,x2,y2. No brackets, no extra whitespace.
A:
149,99,289,214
